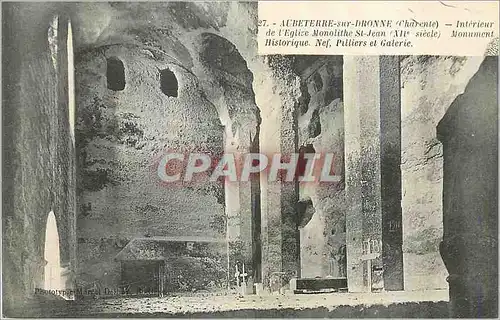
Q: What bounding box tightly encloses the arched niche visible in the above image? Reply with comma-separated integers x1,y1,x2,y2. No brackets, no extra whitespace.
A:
106,57,126,91
44,211,63,290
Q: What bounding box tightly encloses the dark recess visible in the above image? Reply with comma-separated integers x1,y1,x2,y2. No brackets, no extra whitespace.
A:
160,69,178,97
107,57,126,91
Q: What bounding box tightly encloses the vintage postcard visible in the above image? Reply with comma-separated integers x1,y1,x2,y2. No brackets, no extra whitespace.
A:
2,0,498,318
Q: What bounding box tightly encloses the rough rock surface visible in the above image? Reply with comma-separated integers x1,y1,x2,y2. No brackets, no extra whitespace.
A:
73,2,261,292
400,56,484,290
75,44,226,291
3,3,77,312
438,57,498,317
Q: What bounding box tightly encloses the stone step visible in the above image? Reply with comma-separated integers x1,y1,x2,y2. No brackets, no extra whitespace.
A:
291,277,348,294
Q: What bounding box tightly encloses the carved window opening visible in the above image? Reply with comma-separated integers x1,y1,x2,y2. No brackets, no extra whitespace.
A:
160,69,178,97
107,57,125,91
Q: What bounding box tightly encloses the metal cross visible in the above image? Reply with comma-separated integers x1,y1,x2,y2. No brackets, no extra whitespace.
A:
234,264,241,287
360,239,381,292
240,263,248,284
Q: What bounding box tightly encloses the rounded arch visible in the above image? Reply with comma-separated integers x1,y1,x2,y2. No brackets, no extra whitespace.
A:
44,210,63,290
194,32,260,137
192,31,262,285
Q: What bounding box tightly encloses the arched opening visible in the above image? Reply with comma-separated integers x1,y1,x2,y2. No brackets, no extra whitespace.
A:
197,32,261,288
106,57,126,91
44,211,63,290
293,57,346,283
159,69,178,97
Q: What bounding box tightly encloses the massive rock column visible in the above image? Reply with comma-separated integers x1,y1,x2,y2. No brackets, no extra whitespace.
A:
224,124,260,291
278,93,301,286
259,56,301,292
344,56,404,292
261,96,300,292
437,57,498,318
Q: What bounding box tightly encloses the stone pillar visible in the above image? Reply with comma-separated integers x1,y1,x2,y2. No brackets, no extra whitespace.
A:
262,117,300,292
379,57,404,291
344,56,403,292
225,142,252,290
280,96,301,284
225,123,261,292
250,127,263,284
260,58,301,292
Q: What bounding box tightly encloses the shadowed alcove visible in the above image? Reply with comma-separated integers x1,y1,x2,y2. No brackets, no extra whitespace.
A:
106,57,125,91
